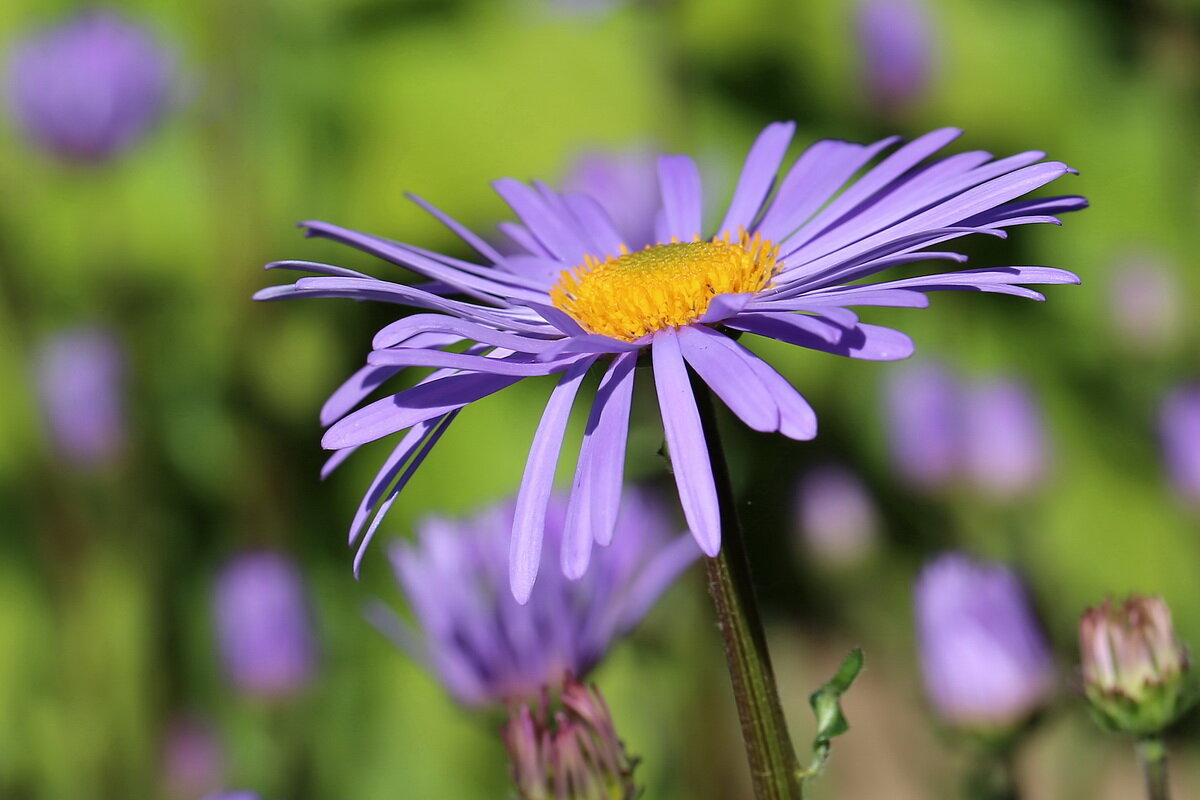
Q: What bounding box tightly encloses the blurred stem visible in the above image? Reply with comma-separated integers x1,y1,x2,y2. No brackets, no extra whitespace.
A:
692,378,803,800
965,747,1020,800
1138,736,1169,800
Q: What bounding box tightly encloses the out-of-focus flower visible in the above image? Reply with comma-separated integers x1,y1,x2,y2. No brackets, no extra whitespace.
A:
884,361,962,491
213,551,317,699
1160,385,1200,508
4,8,174,163
1110,253,1181,353
1080,595,1195,736
258,124,1083,600
855,0,934,118
562,148,661,252
201,793,261,800
504,677,639,800
794,464,879,567
914,553,1055,731
962,378,1048,501
162,716,223,800
34,326,126,469
373,489,696,708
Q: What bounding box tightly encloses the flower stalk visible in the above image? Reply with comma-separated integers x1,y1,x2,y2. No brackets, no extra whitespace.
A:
691,376,803,800
1138,736,1169,800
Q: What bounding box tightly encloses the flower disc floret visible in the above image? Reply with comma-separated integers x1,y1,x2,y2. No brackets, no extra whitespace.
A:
550,231,779,342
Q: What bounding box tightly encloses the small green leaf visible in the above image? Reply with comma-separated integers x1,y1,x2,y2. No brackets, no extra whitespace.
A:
799,648,864,784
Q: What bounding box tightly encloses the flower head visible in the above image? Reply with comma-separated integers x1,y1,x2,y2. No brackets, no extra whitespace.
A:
794,464,879,567
213,551,318,699
5,8,174,163
1080,595,1195,736
914,553,1055,731
257,123,1084,601
1160,385,1200,508
855,0,935,118
34,326,126,469
504,678,639,800
373,489,696,707
962,378,1048,501
884,360,963,491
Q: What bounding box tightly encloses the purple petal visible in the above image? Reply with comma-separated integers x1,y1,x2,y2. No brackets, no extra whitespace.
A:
584,352,637,547
678,326,779,432
372,314,561,352
321,364,402,427
656,154,703,241
510,359,594,603
719,121,796,234
652,329,721,556
366,348,583,377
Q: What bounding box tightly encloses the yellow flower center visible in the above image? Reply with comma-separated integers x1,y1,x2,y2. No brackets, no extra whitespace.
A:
549,231,780,342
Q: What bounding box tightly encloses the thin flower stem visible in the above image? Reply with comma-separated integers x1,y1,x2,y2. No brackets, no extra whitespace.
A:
1138,736,1170,800
691,376,803,800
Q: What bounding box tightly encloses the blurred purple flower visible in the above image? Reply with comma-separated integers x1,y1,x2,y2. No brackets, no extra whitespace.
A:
213,551,317,699
962,378,1049,501
372,488,697,707
34,326,126,469
794,464,879,567
1110,253,1181,353
201,793,260,800
884,361,962,491
914,553,1055,730
162,716,223,800
856,0,934,118
5,8,174,163
1161,385,1200,507
562,148,661,251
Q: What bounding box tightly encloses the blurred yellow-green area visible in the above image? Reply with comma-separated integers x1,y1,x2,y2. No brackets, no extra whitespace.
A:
3,0,1200,798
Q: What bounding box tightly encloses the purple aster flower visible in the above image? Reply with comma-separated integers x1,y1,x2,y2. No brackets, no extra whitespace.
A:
883,360,963,491
5,8,174,163
914,553,1055,730
34,326,126,469
162,716,223,800
1109,252,1181,353
257,123,1084,601
855,0,935,118
562,147,661,252
962,378,1049,501
1160,385,1200,508
213,551,317,699
794,464,879,567
371,488,697,707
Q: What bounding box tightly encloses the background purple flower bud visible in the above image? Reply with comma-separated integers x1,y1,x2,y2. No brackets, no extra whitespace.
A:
883,361,962,491
162,716,223,800
962,378,1049,501
794,464,879,567
373,488,697,708
1160,385,1200,508
1109,253,1182,353
855,0,935,118
561,147,660,251
5,8,174,163
914,553,1055,730
34,326,126,469
213,551,317,699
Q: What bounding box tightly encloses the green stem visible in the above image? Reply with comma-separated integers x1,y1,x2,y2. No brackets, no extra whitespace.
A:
692,378,803,800
1138,736,1170,800
965,747,1020,800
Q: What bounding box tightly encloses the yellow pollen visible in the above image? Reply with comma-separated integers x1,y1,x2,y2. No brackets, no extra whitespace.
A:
549,230,780,342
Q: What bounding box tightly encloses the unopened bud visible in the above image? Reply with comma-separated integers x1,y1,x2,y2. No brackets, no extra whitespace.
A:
1080,595,1196,736
503,677,639,800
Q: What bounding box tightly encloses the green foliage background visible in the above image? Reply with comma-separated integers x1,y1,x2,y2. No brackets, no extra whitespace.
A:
2,0,1199,797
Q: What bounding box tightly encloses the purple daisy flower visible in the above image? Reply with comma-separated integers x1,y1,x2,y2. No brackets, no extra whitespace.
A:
34,326,126,469
257,123,1084,601
962,377,1048,501
915,553,1056,730
1160,385,1200,508
370,488,697,707
213,551,318,699
855,0,935,118
5,8,174,163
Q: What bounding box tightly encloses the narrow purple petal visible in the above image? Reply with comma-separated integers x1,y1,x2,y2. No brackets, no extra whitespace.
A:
652,329,721,556
656,154,704,241
719,121,796,234
366,348,583,377
511,359,594,604
584,352,637,547
678,325,778,432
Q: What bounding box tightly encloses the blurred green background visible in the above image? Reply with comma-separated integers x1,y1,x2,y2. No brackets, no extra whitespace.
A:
2,0,1200,797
